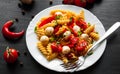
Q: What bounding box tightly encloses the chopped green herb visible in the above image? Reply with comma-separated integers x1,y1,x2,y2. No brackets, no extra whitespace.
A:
55,15,61,20
78,31,82,36
55,20,58,26
57,41,60,44
69,17,73,22
34,26,37,32
88,22,91,26
96,32,99,34
50,37,55,42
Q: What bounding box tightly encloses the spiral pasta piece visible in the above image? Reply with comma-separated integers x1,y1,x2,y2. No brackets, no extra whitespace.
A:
84,25,95,34
36,28,45,39
37,42,48,56
90,32,99,40
46,43,52,55
56,25,66,35
47,53,58,61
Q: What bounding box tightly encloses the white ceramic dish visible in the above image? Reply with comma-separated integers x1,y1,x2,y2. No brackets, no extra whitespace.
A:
26,5,106,72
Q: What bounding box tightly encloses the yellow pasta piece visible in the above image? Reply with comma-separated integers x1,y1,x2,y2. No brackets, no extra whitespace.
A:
56,25,66,35
37,42,48,56
36,28,45,39
57,19,70,25
84,25,95,34
47,53,58,61
61,56,69,64
90,32,99,40
79,10,85,20
41,21,56,29
46,43,52,55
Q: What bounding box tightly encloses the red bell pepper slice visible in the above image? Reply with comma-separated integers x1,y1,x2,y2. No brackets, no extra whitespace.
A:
39,15,55,27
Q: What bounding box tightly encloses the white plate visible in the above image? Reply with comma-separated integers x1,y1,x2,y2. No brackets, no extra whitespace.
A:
26,5,106,72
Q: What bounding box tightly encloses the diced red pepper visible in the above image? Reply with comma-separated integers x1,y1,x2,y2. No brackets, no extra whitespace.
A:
39,15,55,27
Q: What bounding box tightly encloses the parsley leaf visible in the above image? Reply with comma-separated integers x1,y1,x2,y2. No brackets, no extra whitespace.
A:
34,26,37,32
55,15,61,20
78,31,82,36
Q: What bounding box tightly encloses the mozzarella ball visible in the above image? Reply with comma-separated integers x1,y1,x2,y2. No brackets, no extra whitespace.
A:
40,35,49,43
55,12,63,16
62,46,70,54
45,27,54,36
63,31,71,37
73,25,80,32
81,34,89,40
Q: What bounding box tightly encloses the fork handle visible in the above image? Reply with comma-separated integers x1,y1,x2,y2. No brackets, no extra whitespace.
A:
87,22,120,54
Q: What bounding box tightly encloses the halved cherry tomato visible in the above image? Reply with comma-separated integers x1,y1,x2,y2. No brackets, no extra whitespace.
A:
76,19,88,30
75,40,88,52
68,26,78,36
67,43,74,48
51,42,62,53
74,0,87,7
39,15,55,27
70,37,79,45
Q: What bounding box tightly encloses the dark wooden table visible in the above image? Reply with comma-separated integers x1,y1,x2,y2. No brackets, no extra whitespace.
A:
0,0,120,74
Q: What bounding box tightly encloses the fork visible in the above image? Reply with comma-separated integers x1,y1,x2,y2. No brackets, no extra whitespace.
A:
61,22,120,72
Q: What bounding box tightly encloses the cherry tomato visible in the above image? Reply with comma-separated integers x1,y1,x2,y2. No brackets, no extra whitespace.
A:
3,47,18,63
76,19,88,30
70,37,79,45
74,0,87,7
67,43,74,48
75,40,88,51
62,0,74,4
87,0,95,4
51,42,62,53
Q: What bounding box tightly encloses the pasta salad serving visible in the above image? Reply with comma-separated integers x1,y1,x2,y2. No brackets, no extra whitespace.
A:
34,9,99,63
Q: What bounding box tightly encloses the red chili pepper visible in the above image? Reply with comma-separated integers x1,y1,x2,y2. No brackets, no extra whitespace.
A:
39,15,55,27
2,20,24,39
53,25,60,34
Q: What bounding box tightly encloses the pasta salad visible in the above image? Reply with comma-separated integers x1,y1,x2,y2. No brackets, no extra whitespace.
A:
34,9,99,63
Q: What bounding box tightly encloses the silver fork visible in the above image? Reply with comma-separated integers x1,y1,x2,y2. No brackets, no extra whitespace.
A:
61,22,120,72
